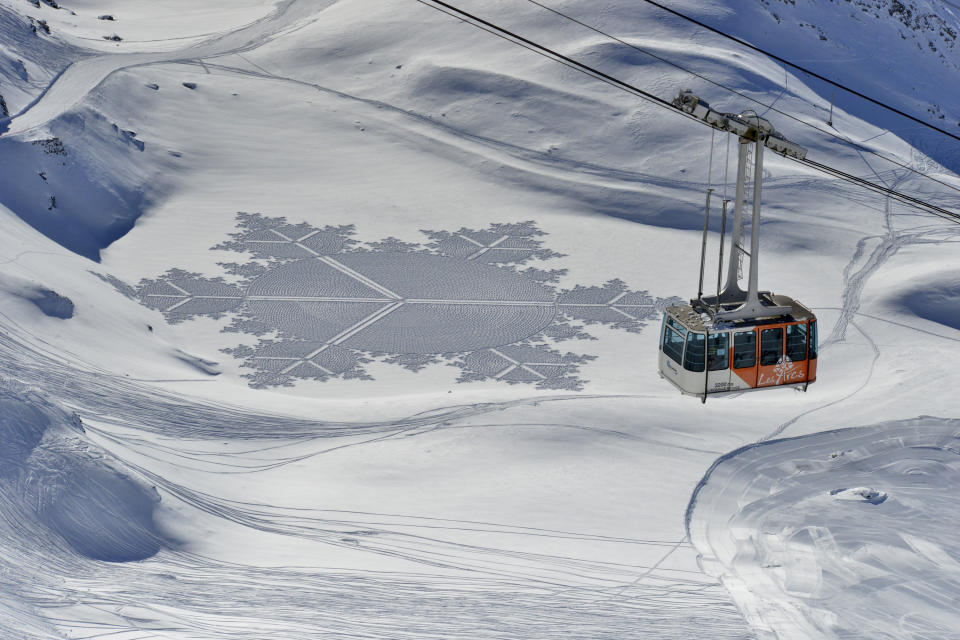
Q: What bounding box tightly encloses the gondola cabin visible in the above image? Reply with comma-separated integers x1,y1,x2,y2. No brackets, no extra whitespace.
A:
661,91,818,401
659,294,817,397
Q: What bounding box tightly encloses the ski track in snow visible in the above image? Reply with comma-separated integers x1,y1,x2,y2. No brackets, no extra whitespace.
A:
187,60,946,222
1,0,333,137
3,2,959,637
768,161,960,442
4,13,921,221
685,418,960,640
0,315,755,639
166,58,715,212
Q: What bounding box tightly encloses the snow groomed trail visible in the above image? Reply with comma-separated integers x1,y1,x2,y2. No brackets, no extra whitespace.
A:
1,0,328,137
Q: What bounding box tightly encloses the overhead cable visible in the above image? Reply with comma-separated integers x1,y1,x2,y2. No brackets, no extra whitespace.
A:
414,0,675,110
414,0,960,225
638,0,960,145
517,0,960,199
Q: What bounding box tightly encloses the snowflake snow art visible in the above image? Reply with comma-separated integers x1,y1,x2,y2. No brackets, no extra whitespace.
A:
133,213,678,390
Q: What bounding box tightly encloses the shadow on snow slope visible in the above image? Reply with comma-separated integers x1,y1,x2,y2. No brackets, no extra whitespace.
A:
0,108,159,261
0,387,177,562
894,273,960,331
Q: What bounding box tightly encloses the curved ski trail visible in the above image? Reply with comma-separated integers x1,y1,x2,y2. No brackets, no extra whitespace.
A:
1,0,328,137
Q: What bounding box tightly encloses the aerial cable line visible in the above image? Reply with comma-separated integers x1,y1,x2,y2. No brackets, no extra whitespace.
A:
414,0,960,225
417,0,960,224
413,0,676,110
516,0,960,200
638,0,960,145
798,156,960,225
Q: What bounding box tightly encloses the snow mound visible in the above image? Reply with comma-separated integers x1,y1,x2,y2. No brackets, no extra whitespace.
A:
0,395,49,473
0,274,73,318
34,461,165,562
0,387,174,563
26,287,73,318
828,486,887,504
687,418,960,640
173,348,220,376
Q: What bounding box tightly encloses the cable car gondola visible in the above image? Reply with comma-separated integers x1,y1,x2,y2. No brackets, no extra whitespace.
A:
659,91,817,402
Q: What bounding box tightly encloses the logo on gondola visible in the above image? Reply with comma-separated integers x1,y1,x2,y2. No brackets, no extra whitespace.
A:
759,355,804,386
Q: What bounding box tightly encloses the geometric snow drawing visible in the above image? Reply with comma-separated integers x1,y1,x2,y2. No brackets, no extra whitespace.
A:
136,213,680,390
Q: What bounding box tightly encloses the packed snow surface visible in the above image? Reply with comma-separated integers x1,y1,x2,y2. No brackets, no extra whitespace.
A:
0,0,959,638
687,418,960,640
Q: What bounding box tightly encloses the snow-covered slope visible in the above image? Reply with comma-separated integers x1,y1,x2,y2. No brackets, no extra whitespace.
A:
688,418,960,640
731,0,960,169
0,0,958,638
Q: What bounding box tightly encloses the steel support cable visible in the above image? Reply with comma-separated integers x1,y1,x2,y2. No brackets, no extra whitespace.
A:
516,0,960,200
413,0,676,111
638,0,960,145
414,0,960,225
797,157,960,224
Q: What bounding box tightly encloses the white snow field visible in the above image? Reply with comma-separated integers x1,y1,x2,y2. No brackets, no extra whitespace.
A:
0,0,959,638
688,418,960,640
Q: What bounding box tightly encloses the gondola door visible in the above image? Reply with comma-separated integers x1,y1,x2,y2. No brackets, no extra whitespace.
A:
757,322,809,387
756,325,783,388
731,328,758,390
